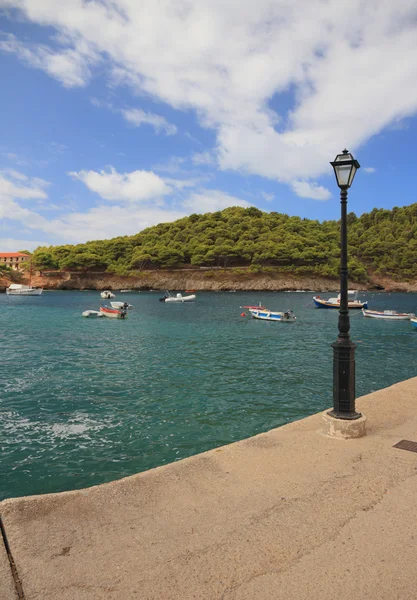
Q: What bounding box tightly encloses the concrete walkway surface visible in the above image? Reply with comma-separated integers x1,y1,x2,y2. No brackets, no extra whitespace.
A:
2,377,417,599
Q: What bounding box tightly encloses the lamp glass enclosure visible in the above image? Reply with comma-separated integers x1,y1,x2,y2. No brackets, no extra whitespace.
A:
331,150,360,189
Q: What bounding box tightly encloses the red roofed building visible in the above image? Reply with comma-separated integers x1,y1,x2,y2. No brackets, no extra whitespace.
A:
0,252,30,270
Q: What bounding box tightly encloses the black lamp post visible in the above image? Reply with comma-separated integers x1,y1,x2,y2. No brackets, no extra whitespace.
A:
329,149,361,420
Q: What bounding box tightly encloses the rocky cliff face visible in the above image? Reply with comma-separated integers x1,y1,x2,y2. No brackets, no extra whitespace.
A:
1,269,415,292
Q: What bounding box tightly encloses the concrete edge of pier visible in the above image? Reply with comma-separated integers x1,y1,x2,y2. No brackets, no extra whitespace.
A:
2,376,417,599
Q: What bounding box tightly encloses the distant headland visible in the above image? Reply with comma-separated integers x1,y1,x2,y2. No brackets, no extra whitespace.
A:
1,204,417,292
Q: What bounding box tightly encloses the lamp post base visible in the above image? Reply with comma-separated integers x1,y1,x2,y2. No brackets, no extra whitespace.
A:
327,409,362,420
331,338,360,419
321,410,367,439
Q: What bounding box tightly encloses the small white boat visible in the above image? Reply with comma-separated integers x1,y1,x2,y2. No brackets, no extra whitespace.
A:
101,290,115,299
119,289,133,293
313,290,367,309
249,308,297,322
362,309,415,320
99,306,127,319
159,291,196,303
6,284,43,296
82,310,104,318
411,317,417,329
110,301,132,309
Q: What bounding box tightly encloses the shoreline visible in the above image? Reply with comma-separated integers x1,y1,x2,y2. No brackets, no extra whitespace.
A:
2,269,416,293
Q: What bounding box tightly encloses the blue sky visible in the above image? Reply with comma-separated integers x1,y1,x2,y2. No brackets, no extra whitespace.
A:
1,0,417,250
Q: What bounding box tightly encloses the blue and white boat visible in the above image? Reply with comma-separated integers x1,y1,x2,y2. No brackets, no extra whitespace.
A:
411,317,417,329
313,290,368,309
249,308,297,322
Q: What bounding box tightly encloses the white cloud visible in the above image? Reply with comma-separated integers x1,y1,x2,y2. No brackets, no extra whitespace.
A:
69,167,171,203
31,177,50,188
192,151,216,166
182,189,251,213
0,173,48,200
0,238,47,252
91,98,178,136
1,169,27,181
261,191,274,202
0,174,54,237
48,141,68,155
291,181,331,201
3,0,416,191
0,168,254,245
90,97,113,110
121,108,177,135
0,169,189,243
45,205,189,242
363,167,376,174
164,177,205,190
152,156,187,175
1,151,29,167
0,33,98,88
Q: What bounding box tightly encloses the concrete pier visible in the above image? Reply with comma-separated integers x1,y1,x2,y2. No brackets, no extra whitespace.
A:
2,377,417,599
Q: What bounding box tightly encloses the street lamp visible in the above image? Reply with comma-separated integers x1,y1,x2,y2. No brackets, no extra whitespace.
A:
329,149,361,420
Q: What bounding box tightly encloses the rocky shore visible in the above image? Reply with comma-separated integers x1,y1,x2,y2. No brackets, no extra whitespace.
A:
1,269,416,292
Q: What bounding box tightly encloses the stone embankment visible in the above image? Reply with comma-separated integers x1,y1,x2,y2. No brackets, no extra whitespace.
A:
1,269,416,292
2,377,417,599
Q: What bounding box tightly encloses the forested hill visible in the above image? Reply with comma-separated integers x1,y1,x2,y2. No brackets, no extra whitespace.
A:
31,204,417,283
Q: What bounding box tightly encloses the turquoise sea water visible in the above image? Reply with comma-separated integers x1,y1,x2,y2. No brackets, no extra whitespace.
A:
1,290,417,501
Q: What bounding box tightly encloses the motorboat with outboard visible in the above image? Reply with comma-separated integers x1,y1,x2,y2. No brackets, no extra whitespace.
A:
101,290,115,299
159,291,196,303
249,308,297,322
110,301,132,310
99,306,128,318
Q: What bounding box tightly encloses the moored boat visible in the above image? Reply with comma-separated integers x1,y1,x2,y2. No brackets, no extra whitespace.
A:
159,291,196,303
6,283,43,296
362,309,414,320
99,306,127,319
249,308,297,322
6,258,43,296
313,290,367,309
82,310,104,318
101,290,115,299
411,317,417,328
110,301,132,310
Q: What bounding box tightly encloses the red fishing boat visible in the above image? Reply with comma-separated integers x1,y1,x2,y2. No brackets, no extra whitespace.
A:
99,306,128,319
